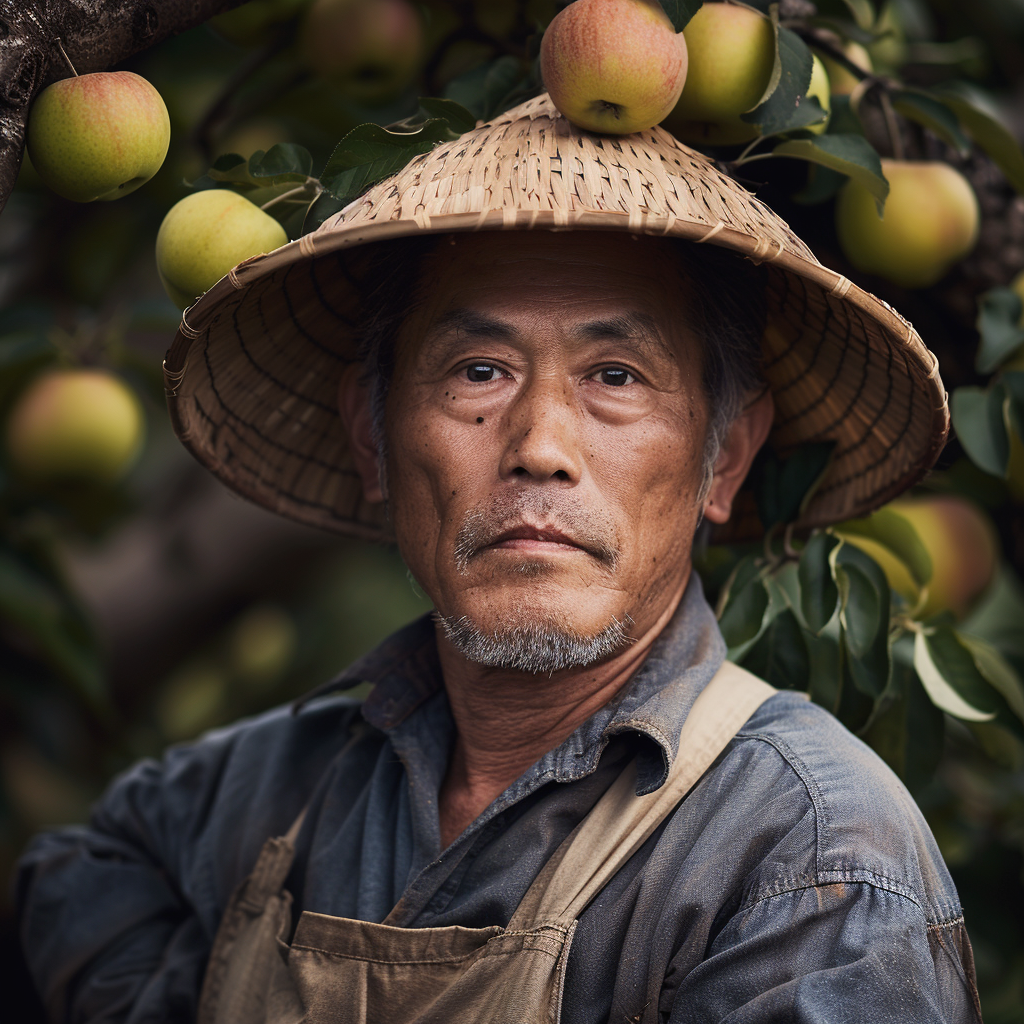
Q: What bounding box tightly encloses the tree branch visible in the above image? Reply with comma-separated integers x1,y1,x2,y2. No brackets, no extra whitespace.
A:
0,0,247,216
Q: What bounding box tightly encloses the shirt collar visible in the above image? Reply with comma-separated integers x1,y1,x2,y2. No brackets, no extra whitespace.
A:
296,573,726,796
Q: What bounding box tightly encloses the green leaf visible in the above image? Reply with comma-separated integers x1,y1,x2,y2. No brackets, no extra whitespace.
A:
958,633,1024,724
301,191,349,235
751,440,836,530
833,506,933,587
419,97,478,133
249,143,314,180
975,287,1024,374
1004,371,1024,442
936,88,1024,195
773,134,888,207
742,608,811,689
891,89,970,154
951,384,1009,477
320,119,463,206
835,542,892,697
798,531,841,633
718,556,770,649
836,560,881,659
661,0,703,31
914,627,998,722
742,24,827,136
444,57,527,122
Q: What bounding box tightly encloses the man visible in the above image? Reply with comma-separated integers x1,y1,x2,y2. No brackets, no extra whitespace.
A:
18,96,979,1022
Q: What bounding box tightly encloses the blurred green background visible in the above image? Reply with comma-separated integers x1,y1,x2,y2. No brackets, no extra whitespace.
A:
3,0,1024,1019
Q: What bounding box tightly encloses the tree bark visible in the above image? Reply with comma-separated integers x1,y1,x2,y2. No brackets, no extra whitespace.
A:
0,0,244,215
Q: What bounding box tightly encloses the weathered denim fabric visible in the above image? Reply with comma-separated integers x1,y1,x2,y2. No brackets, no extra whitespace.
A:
17,578,982,1023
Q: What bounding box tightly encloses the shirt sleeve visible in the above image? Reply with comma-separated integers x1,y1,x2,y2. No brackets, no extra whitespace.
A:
665,878,983,1023
15,700,359,1024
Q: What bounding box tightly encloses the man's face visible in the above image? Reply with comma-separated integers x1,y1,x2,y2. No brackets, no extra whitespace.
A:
384,231,713,666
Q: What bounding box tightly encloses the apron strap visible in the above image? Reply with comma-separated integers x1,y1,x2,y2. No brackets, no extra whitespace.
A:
508,660,775,930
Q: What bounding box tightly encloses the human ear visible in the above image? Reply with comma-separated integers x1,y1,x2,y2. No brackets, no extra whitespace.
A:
337,364,385,504
703,388,774,525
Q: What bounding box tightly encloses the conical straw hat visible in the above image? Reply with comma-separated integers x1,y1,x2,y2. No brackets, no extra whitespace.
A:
164,94,948,539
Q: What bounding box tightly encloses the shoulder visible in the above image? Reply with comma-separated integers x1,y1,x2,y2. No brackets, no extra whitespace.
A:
92,695,373,885
717,690,960,924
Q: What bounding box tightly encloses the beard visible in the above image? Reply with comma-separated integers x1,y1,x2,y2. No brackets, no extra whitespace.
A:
436,609,633,674
434,491,633,674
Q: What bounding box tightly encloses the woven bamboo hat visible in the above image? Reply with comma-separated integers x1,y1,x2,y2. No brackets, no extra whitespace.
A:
163,93,948,539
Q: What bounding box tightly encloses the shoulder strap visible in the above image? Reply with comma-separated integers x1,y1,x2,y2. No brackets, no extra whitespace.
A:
508,661,775,930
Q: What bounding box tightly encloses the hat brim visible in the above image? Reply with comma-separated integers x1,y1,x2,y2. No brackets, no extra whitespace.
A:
164,95,948,539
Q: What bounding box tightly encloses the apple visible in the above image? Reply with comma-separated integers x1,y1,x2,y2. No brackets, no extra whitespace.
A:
806,56,831,135
837,495,998,620
819,40,872,96
298,0,423,103
26,72,170,203
210,0,310,47
835,159,979,289
6,369,144,483
662,2,775,145
540,0,688,135
156,189,288,310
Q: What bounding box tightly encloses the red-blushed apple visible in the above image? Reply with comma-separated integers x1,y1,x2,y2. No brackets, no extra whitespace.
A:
835,159,980,289
156,190,288,310
6,369,145,483
540,0,688,135
663,2,775,145
298,0,422,102
838,495,998,620
27,72,170,203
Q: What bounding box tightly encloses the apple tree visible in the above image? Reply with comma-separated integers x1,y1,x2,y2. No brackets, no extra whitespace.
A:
3,0,1024,1017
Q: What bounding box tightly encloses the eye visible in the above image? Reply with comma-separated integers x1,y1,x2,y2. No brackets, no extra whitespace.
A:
597,367,635,387
465,364,499,382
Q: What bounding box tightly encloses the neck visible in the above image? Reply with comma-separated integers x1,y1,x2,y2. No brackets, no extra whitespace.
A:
436,579,687,849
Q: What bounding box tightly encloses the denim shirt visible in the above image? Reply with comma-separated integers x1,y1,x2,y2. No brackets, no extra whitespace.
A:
17,578,982,1023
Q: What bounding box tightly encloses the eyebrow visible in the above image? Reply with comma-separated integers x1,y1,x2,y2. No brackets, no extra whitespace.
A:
570,311,674,360
424,308,673,358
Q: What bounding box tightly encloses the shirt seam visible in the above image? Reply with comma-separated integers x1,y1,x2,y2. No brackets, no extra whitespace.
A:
741,869,923,913
732,727,833,874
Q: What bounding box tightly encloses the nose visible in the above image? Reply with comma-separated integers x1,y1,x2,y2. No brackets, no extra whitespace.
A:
499,376,584,485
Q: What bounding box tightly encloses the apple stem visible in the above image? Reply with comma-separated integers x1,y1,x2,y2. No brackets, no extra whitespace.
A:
54,38,79,77
260,181,321,211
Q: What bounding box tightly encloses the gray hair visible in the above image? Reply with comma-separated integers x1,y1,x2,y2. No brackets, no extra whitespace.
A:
348,232,767,501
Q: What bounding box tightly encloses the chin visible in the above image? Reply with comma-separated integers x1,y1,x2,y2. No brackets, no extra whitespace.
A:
435,598,635,675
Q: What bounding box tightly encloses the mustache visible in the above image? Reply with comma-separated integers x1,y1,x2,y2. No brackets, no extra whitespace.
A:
453,493,620,571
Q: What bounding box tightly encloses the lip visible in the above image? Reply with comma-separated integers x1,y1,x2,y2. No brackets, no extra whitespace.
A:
482,524,588,555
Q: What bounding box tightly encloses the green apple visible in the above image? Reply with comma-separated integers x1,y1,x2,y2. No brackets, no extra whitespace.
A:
540,0,688,135
156,190,288,310
662,2,775,145
806,56,830,135
820,40,872,96
835,159,979,289
27,72,170,203
298,0,423,103
6,369,144,483
210,0,310,47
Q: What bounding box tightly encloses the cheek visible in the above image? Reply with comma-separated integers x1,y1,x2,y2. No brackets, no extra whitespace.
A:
385,397,494,581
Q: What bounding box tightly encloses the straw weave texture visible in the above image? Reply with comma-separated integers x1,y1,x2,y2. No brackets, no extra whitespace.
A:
164,94,948,538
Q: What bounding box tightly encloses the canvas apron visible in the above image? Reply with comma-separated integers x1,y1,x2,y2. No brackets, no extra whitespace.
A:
196,661,775,1024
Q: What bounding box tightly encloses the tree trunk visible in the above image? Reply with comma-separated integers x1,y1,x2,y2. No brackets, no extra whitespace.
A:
0,0,244,215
